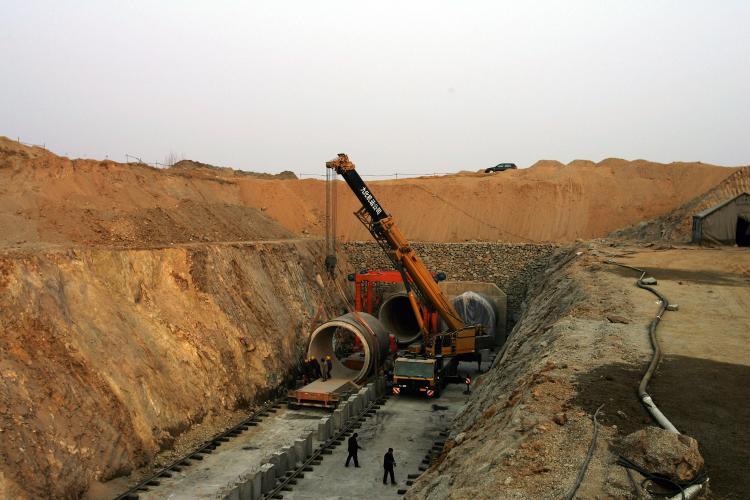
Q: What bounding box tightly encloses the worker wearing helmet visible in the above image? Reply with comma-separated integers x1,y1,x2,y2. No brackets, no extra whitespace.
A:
309,357,321,381
325,356,333,379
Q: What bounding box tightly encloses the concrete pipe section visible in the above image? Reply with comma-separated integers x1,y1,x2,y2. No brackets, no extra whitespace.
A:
307,312,389,385
378,293,422,345
435,291,498,343
452,291,496,335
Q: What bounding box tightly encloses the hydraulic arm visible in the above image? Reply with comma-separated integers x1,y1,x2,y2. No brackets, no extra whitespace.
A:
326,154,483,356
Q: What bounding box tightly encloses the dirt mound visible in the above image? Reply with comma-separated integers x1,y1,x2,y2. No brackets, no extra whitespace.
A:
0,137,294,248
612,166,750,242
322,158,735,243
0,137,743,248
170,159,297,180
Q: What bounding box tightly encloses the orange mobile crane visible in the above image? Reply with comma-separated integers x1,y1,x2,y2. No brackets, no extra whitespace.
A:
327,154,487,396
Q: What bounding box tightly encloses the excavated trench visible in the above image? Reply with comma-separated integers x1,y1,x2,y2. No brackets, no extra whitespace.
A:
1,238,559,500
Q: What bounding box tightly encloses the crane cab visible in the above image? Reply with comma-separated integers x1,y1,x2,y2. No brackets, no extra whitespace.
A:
392,355,459,398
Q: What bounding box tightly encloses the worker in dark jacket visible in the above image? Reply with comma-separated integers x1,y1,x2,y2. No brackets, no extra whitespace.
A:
302,357,311,384
345,432,362,467
383,448,396,484
326,356,333,378
311,357,322,380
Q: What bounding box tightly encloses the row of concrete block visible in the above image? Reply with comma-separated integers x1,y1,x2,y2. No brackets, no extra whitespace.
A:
220,432,313,500
222,378,385,500
321,380,384,440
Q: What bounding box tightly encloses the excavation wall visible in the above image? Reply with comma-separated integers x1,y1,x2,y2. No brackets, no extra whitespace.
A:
612,166,750,242
342,242,556,332
406,240,722,498
0,240,343,499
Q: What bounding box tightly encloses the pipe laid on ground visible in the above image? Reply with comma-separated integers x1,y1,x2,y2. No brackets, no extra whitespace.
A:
307,312,389,385
607,260,708,499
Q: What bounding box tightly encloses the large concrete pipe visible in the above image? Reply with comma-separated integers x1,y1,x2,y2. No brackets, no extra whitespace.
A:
378,293,422,345
307,312,389,385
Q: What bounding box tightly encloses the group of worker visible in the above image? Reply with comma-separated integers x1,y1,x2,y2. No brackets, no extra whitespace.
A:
345,433,398,485
302,355,333,383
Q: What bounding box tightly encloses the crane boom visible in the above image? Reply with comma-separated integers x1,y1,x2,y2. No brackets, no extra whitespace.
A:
326,154,482,357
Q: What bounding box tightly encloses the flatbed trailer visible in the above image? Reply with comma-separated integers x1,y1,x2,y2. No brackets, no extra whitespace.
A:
287,378,359,409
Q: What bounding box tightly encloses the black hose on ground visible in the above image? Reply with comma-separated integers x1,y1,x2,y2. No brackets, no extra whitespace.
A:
564,404,604,500
616,455,708,499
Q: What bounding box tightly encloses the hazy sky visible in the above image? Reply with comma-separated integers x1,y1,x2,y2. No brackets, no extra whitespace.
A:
2,1,749,176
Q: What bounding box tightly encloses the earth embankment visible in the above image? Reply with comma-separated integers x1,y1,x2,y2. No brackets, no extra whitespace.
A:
1,137,741,246
613,166,750,242
0,240,343,499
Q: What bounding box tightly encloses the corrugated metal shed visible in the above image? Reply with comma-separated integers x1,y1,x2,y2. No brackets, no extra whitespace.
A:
692,192,750,245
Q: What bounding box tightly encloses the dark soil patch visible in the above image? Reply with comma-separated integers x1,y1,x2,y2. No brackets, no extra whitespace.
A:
571,363,654,436
651,355,750,500
605,265,747,287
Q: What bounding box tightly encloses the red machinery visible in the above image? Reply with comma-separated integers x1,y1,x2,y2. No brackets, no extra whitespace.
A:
349,270,442,334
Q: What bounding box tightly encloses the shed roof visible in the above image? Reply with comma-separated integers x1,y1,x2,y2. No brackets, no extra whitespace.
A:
694,192,750,219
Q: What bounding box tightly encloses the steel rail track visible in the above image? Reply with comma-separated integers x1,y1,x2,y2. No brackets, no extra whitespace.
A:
114,397,284,500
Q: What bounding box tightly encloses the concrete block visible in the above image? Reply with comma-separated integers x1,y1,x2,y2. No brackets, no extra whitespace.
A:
223,484,240,500
358,387,370,407
317,417,332,441
237,470,262,500
350,395,362,415
366,383,376,400
270,451,289,473
304,433,313,457
250,470,263,500
341,401,351,421
285,445,298,467
237,478,252,500
260,463,277,494
332,409,344,430
293,439,306,463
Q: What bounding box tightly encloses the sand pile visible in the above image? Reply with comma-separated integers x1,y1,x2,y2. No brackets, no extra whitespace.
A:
0,138,294,248
0,137,743,247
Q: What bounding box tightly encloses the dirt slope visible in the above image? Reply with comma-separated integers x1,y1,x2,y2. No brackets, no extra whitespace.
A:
408,244,750,499
0,240,346,499
0,139,294,248
0,137,741,246
612,166,750,242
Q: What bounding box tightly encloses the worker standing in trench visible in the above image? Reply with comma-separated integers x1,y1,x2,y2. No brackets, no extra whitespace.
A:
383,448,397,485
311,357,322,380
345,433,362,467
